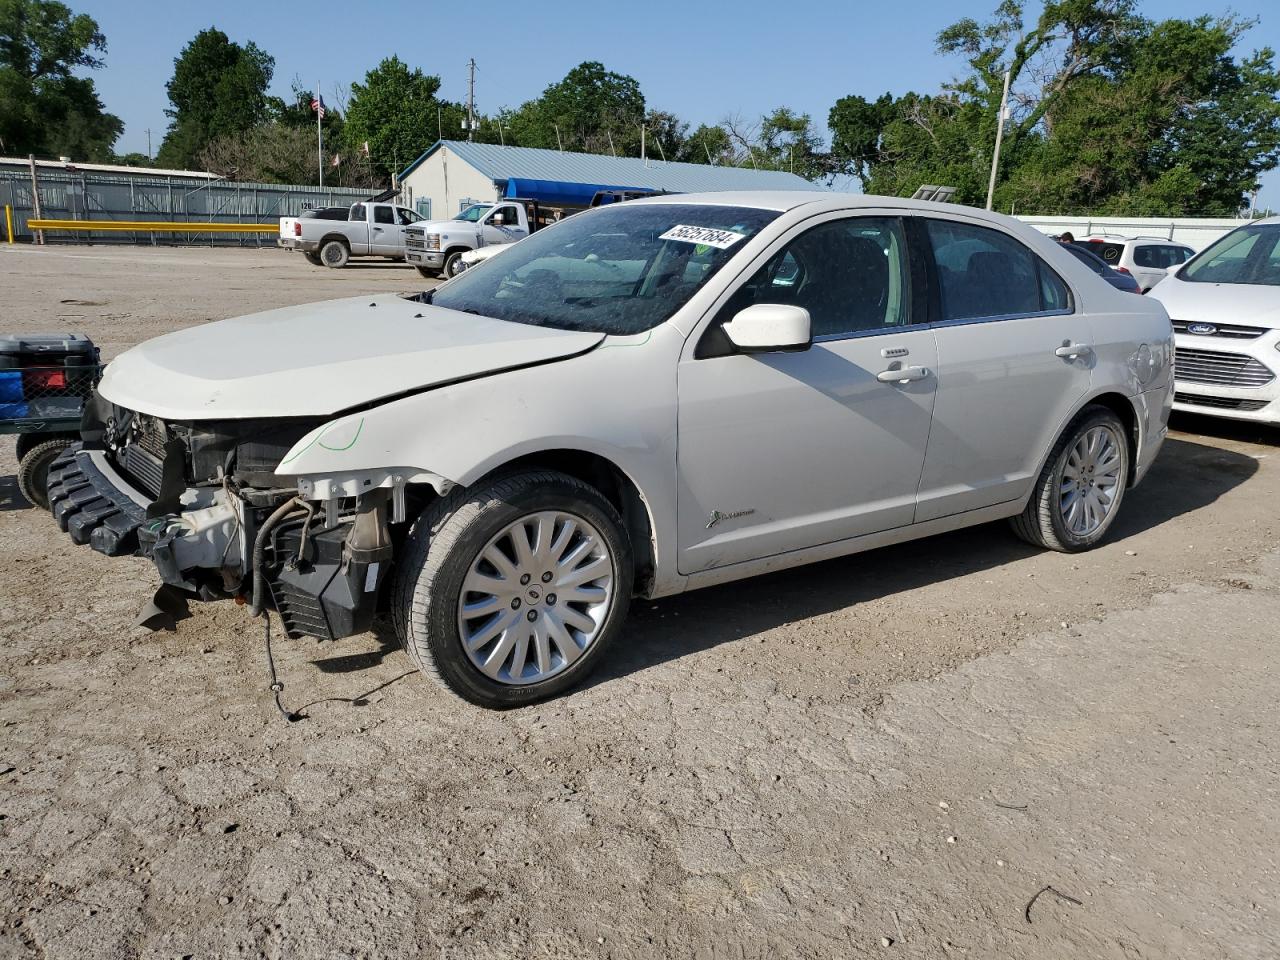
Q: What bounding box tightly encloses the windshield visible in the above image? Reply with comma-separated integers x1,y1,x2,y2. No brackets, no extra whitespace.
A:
1181,224,1280,286
453,204,493,223
428,203,780,335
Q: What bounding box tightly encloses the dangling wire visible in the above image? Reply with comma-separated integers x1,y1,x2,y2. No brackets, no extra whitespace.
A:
263,614,303,723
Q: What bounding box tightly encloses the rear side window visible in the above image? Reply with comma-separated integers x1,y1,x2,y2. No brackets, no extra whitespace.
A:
349,204,366,222
926,220,1068,321
1134,244,1190,269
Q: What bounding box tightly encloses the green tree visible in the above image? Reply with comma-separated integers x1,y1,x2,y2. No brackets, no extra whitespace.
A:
828,0,1280,215
0,0,121,159
342,56,467,180
156,28,274,169
507,61,646,154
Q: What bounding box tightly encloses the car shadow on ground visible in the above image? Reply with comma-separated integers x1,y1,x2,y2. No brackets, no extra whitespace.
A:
583,434,1260,690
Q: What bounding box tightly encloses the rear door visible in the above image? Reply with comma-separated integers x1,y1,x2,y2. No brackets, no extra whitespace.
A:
676,213,938,573
369,204,402,255
913,216,1093,521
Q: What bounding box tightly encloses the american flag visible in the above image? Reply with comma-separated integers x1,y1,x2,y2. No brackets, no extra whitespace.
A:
311,93,326,118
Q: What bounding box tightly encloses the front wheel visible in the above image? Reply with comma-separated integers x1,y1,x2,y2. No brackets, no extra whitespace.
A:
1011,406,1130,552
442,250,466,278
415,265,440,280
393,471,633,708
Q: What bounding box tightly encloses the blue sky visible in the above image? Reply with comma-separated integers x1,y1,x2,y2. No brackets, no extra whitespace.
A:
76,0,1280,207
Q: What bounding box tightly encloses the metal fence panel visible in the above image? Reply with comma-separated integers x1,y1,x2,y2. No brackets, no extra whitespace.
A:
0,167,373,246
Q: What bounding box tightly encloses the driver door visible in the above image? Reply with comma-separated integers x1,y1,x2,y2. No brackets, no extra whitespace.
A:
482,204,527,247
676,214,938,574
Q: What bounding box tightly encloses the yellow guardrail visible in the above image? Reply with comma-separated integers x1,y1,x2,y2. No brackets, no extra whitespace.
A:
26,219,278,234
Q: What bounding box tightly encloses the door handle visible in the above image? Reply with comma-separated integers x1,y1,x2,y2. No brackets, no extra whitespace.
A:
1055,342,1092,360
877,365,932,383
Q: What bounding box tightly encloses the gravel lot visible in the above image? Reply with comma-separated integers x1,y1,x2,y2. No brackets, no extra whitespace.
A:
2,245,1278,959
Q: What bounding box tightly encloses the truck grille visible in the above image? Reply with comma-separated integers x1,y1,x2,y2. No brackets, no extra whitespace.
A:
1172,320,1267,340
405,231,425,251
1173,348,1275,388
1174,392,1269,412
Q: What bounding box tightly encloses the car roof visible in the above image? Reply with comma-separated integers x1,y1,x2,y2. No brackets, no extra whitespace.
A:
628,190,1033,224
1081,234,1189,245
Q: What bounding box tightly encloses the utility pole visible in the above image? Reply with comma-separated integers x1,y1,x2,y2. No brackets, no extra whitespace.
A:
466,58,477,142
641,126,646,164
985,69,1011,211
27,154,44,245
145,128,152,161
316,80,324,188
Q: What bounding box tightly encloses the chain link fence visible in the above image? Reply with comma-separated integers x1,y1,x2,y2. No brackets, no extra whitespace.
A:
0,165,373,246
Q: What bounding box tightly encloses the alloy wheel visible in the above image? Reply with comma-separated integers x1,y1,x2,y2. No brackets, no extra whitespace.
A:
457,511,615,685
1059,424,1123,537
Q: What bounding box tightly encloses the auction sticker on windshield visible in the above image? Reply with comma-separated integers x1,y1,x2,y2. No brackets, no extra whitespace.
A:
659,225,747,249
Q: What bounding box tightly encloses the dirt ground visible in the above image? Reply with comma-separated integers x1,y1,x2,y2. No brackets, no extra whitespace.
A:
1,244,1278,959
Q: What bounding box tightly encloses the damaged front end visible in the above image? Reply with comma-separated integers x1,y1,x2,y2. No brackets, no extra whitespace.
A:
47,396,397,640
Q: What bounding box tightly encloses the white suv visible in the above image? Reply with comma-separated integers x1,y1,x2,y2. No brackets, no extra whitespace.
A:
45,193,1173,708
1077,235,1196,292
1148,217,1280,424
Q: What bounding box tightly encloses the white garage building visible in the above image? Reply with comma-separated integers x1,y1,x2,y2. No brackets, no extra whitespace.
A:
397,140,818,220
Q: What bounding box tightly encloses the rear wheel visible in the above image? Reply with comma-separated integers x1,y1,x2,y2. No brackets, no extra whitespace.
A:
1011,406,1130,552
393,470,633,708
17,437,75,510
319,239,349,268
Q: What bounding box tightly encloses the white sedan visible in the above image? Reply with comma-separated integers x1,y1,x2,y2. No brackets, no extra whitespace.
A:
1148,217,1280,424
48,192,1174,708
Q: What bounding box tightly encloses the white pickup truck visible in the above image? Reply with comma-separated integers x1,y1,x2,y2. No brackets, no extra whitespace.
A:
404,201,532,278
279,201,426,268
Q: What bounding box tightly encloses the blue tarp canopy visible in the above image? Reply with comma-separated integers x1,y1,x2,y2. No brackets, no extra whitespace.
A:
503,178,654,206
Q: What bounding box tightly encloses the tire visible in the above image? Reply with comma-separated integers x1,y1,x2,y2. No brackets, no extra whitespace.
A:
392,470,633,708
303,251,323,266
319,239,349,268
415,265,440,280
17,437,76,510
1011,405,1130,552
442,250,465,279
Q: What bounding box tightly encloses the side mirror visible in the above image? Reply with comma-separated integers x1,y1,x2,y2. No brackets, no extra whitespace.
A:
722,304,811,353
492,214,506,226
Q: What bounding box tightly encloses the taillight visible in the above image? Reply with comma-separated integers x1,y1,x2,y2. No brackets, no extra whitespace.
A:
1116,266,1131,275
294,222,301,236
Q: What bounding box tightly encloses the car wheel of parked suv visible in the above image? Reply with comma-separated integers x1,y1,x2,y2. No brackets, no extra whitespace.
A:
393,470,634,708
1011,405,1130,552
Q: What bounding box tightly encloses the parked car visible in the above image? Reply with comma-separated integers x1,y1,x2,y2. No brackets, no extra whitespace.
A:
404,201,532,279
1074,235,1196,292
45,193,1173,708
454,242,515,274
1061,243,1143,293
1147,217,1280,424
278,201,426,267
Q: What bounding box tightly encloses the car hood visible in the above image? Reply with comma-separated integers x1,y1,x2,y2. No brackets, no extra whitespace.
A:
1148,275,1280,327
414,218,480,234
97,294,604,420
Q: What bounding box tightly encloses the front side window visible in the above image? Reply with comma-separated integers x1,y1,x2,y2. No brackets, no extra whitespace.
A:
428,203,779,335
1181,225,1280,286
718,217,911,338
397,208,421,225
373,205,394,225
927,220,1068,321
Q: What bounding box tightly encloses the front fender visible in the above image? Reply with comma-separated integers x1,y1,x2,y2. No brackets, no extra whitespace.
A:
274,325,686,594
